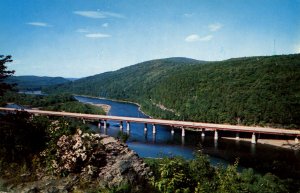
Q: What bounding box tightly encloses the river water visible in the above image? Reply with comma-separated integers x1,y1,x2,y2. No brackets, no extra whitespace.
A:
76,96,299,179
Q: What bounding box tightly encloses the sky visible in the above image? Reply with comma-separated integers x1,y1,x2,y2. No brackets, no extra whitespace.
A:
1,0,300,78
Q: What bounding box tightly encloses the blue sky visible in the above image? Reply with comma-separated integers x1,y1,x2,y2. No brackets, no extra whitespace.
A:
1,0,299,78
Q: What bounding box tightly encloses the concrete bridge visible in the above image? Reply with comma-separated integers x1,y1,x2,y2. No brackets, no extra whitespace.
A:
0,107,299,144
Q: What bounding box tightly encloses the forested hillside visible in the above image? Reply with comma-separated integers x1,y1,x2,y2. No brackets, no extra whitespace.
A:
44,55,300,128
6,75,70,91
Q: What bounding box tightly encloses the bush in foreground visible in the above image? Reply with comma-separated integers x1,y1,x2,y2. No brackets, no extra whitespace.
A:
145,152,290,193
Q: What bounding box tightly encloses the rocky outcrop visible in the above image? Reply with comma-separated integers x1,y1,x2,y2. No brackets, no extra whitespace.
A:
4,130,151,192
98,136,150,188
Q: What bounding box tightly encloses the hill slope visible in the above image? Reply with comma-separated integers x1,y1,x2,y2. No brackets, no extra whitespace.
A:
7,76,70,91
44,55,300,128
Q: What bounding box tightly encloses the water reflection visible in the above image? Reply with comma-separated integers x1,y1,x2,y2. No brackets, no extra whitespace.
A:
251,144,256,155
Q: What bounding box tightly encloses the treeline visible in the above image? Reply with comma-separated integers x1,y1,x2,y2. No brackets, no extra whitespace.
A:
0,92,106,115
44,54,300,128
5,75,70,91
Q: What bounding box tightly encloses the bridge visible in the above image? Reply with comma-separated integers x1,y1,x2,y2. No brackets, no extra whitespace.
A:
0,107,299,144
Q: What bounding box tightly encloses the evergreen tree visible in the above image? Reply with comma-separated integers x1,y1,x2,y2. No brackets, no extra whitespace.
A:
0,55,15,96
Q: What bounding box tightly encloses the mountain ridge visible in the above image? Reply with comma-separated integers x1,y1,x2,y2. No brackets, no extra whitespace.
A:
7,75,71,91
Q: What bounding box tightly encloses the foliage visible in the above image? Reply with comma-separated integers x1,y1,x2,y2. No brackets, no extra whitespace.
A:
0,111,49,163
117,131,129,142
0,112,91,179
0,55,15,96
44,101,105,114
145,152,291,193
44,54,300,128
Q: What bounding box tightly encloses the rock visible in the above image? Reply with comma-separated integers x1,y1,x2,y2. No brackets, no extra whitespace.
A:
101,137,117,145
6,133,151,192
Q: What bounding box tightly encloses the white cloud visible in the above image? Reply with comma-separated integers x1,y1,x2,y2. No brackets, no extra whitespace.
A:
85,33,111,38
185,34,213,42
26,22,52,27
102,23,109,27
183,13,194,18
76,28,89,33
208,23,223,32
74,11,124,19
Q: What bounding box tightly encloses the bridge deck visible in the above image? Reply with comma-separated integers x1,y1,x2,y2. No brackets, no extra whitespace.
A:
0,107,299,136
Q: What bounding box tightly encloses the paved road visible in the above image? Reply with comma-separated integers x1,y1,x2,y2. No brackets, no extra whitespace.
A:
0,107,299,136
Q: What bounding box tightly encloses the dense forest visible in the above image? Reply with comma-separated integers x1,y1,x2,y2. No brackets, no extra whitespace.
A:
44,54,300,128
6,75,70,91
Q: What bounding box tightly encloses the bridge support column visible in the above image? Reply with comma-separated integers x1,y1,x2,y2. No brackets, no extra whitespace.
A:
126,121,130,131
201,128,205,137
98,121,101,128
103,120,107,129
295,137,299,144
144,123,148,133
120,121,123,131
214,130,218,140
82,119,86,124
181,127,185,137
152,124,156,134
251,133,256,144
236,132,240,140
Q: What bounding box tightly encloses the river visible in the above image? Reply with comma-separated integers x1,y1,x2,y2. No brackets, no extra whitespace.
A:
75,95,300,179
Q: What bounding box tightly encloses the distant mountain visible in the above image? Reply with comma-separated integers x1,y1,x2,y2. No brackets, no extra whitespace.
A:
7,76,70,91
44,57,205,97
66,78,79,81
44,55,300,128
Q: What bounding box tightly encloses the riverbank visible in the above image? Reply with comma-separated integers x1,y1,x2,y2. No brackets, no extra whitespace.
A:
86,102,111,114
74,95,153,118
222,137,300,150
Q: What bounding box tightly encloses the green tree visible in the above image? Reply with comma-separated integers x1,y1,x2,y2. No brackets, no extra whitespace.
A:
0,55,15,96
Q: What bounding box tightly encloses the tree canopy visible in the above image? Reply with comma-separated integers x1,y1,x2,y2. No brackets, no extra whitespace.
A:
0,55,15,96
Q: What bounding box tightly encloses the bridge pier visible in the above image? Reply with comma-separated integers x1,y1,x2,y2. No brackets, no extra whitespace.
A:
236,132,240,140
82,119,86,124
214,130,218,140
126,121,130,131
152,124,156,134
120,121,123,131
103,120,107,129
181,127,185,137
144,123,148,133
295,137,299,144
98,121,101,128
251,133,256,144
